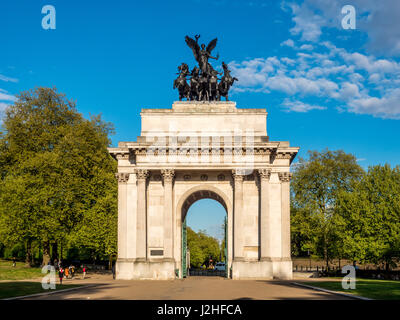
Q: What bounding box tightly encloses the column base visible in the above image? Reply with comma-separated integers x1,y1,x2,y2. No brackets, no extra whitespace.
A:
231,258,292,280
116,259,176,280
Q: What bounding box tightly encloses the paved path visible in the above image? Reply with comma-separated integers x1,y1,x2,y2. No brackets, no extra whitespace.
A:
23,275,350,300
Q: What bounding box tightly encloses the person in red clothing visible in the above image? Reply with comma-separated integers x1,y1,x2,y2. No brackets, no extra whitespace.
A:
58,267,64,285
82,266,86,279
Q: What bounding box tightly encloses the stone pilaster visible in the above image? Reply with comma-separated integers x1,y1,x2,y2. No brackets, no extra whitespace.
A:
161,169,175,260
232,169,244,260
115,173,130,260
279,172,292,260
258,169,271,261
136,169,149,261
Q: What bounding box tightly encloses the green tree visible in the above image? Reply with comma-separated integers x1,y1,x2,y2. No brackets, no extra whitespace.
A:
187,227,221,268
291,149,364,267
336,164,400,269
0,87,117,265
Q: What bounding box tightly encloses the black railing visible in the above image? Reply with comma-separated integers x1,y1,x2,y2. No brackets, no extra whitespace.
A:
188,268,226,277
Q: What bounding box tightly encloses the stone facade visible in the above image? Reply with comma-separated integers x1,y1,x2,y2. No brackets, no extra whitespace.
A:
109,101,299,280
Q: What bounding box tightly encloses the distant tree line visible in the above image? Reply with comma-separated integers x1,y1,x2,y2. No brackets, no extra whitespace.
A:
187,226,223,268
291,149,400,270
0,87,117,267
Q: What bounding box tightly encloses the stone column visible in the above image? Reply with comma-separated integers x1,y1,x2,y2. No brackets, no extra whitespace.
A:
279,172,292,260
232,169,244,260
136,169,149,261
258,169,271,260
161,169,175,260
115,173,130,259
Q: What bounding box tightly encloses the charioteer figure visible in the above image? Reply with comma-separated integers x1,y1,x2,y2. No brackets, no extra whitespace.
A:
173,35,238,102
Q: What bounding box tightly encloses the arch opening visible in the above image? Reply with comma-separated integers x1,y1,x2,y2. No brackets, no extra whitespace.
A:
180,190,229,278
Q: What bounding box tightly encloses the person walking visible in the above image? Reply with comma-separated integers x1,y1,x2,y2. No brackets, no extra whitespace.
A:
71,265,75,279
12,257,16,267
64,266,69,279
82,266,86,279
59,267,64,285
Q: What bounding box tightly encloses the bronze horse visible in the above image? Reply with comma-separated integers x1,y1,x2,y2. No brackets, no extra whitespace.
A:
189,67,200,101
218,62,238,101
173,63,190,101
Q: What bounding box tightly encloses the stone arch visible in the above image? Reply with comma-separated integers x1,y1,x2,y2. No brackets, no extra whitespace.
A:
176,184,232,222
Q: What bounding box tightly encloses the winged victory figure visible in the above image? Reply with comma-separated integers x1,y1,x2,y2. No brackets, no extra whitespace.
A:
185,35,219,77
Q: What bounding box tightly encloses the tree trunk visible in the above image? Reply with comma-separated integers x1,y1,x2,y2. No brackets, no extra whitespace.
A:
51,242,58,262
324,240,329,269
25,239,32,267
42,241,51,266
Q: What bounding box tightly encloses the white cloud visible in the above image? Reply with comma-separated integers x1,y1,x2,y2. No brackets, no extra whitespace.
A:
0,102,11,124
229,40,400,118
0,89,16,102
299,44,314,51
282,99,326,113
0,102,10,112
0,74,18,83
339,82,361,100
281,39,295,47
348,88,400,119
285,0,400,55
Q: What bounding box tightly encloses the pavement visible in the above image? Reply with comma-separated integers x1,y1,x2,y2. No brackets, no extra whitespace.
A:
21,273,351,300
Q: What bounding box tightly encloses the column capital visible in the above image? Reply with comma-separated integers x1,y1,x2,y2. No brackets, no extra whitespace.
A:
161,169,175,182
278,172,292,182
115,172,130,183
136,169,149,181
232,169,245,182
257,168,272,180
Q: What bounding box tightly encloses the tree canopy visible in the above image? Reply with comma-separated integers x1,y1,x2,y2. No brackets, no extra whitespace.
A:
0,87,117,266
187,227,222,268
291,149,364,266
291,149,400,269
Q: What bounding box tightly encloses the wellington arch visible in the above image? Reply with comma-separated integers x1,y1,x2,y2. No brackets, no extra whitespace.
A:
108,101,299,280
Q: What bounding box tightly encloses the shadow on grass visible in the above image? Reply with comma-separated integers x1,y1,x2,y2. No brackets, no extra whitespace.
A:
0,281,82,299
301,279,400,300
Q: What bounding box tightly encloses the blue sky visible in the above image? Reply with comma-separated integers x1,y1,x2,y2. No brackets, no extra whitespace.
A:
1,0,399,240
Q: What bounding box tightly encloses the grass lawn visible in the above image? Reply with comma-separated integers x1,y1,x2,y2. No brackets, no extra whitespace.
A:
302,279,400,300
0,281,81,299
0,259,43,280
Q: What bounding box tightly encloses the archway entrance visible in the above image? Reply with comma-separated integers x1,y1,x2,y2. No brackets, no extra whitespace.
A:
180,189,229,278
182,199,227,278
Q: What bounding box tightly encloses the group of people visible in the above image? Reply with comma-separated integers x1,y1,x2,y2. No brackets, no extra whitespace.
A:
54,260,86,284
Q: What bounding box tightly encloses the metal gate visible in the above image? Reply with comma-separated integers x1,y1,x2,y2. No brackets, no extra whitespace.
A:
181,217,187,278
224,216,228,278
